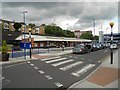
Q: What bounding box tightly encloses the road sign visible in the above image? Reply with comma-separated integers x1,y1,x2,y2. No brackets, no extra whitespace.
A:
20,42,31,49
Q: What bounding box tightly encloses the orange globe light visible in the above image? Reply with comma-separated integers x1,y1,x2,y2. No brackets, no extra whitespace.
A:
28,28,32,32
109,22,114,28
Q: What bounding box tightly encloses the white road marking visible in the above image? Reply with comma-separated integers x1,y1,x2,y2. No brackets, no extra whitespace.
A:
60,61,83,71
27,61,31,64
5,62,26,68
30,64,34,66
34,66,39,70
54,82,63,87
41,56,61,61
38,70,44,74
104,50,108,53
45,75,53,80
45,58,67,64
52,59,74,67
71,64,95,77
0,75,5,80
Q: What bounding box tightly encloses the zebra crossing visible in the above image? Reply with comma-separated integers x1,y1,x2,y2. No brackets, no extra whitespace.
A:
40,56,96,77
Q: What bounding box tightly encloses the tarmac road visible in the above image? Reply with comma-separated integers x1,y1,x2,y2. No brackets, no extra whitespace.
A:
2,48,112,89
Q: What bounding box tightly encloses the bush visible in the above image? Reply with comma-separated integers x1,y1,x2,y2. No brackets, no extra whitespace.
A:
2,40,8,54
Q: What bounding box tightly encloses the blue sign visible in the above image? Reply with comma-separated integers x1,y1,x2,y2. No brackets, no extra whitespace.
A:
20,43,31,49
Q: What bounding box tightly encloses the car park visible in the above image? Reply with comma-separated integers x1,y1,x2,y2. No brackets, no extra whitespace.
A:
73,44,90,54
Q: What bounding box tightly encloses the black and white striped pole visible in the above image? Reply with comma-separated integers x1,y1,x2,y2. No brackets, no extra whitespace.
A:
109,22,114,64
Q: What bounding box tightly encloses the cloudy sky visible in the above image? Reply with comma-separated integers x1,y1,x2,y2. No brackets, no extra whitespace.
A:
1,0,119,35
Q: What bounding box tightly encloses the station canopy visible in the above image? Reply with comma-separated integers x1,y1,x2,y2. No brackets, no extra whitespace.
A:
16,34,92,42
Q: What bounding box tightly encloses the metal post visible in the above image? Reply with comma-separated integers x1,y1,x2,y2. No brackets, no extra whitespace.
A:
29,30,32,58
22,11,27,59
110,27,113,64
47,42,49,53
12,47,14,58
109,22,114,64
93,19,95,36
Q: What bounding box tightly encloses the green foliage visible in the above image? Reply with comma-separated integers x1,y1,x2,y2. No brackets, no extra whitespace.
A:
80,32,93,40
2,40,8,54
92,35,99,40
28,23,36,28
13,22,22,31
45,25,75,37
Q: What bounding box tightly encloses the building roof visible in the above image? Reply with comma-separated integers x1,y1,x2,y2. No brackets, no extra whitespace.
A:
16,34,92,42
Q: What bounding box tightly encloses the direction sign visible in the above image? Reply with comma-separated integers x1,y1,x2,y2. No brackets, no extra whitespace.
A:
20,42,31,49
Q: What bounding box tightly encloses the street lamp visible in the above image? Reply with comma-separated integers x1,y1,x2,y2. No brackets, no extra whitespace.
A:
28,28,32,58
109,22,114,64
21,11,27,59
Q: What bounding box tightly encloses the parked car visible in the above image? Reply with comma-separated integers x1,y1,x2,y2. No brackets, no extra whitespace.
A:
73,44,90,54
91,44,98,51
110,44,118,49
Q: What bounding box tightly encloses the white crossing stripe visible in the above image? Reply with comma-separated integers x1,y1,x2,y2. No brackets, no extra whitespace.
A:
45,75,53,80
34,66,39,70
60,61,83,71
71,64,95,77
55,82,63,87
41,56,61,61
45,58,67,64
52,59,74,67
38,70,45,74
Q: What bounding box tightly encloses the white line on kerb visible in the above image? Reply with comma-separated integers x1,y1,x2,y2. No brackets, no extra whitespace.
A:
5,62,26,68
0,75,4,80
60,61,83,71
27,61,31,64
104,50,108,53
71,64,95,77
54,82,63,87
45,58,67,63
45,75,53,80
38,70,44,74
52,59,74,67
41,56,61,61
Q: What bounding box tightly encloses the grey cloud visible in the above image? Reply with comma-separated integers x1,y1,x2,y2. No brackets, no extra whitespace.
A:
2,2,118,30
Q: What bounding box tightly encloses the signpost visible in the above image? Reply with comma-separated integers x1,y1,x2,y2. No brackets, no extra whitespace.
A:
20,42,31,49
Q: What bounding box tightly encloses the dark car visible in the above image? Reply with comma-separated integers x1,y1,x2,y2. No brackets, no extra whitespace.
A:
73,44,90,54
91,44,98,51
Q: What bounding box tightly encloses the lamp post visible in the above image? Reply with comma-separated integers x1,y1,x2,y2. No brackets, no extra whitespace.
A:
28,28,32,58
109,22,114,64
21,11,27,59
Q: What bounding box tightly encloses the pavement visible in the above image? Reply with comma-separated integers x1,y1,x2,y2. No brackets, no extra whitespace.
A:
0,49,72,65
0,48,119,89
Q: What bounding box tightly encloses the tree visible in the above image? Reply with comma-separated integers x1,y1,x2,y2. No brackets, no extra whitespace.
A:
28,23,36,28
92,35,99,40
80,31,93,40
13,22,22,31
